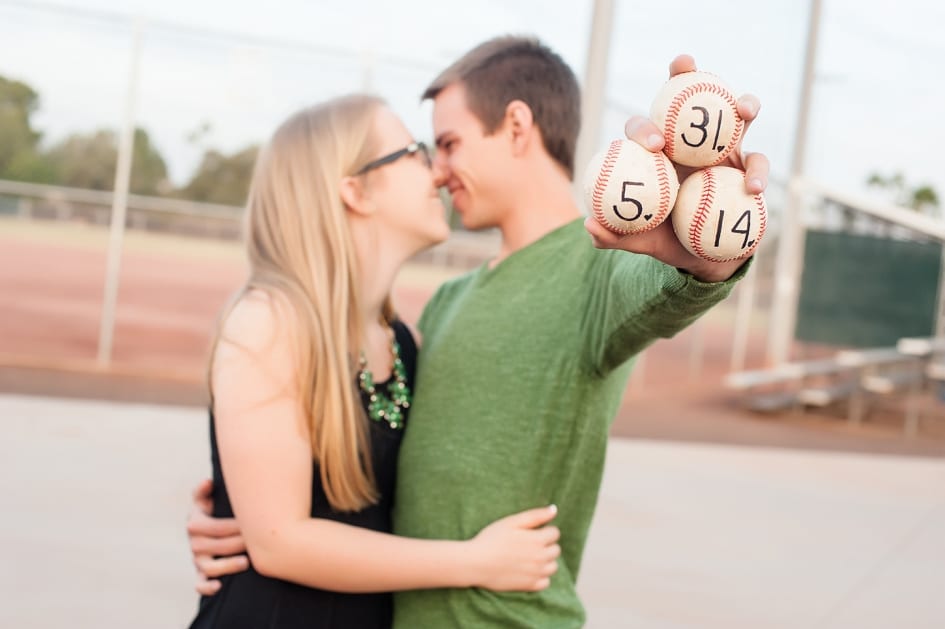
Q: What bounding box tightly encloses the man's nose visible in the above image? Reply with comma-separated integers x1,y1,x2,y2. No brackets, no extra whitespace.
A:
432,153,449,188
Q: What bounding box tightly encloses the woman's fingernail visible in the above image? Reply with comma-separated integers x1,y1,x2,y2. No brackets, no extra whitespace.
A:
647,134,663,149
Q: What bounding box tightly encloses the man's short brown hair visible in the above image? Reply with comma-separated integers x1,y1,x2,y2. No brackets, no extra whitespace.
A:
423,36,581,179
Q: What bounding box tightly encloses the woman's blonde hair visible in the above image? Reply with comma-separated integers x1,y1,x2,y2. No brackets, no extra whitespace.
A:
212,94,394,511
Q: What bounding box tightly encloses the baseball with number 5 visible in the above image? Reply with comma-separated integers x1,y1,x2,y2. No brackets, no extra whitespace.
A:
671,166,766,262
583,139,679,235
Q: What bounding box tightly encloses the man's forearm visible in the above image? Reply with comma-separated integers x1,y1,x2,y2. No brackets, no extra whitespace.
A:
678,256,750,283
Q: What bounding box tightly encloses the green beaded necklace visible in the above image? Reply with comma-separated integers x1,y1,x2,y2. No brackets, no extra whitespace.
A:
357,324,410,430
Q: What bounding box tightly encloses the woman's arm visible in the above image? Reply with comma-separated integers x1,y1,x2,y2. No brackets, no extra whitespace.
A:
211,293,559,593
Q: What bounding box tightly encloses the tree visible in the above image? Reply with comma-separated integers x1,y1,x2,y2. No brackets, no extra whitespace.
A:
866,171,940,217
45,127,170,195
2,148,56,183
0,75,52,183
177,145,258,206
911,185,939,214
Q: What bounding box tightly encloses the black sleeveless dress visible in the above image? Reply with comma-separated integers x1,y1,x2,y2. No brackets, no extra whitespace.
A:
189,320,417,629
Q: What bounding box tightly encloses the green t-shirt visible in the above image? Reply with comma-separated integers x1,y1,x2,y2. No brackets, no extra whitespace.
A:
393,219,743,628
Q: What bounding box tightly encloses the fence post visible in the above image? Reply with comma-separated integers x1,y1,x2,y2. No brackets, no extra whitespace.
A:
98,18,145,366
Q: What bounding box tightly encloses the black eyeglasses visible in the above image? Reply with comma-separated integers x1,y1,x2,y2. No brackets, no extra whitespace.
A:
355,141,431,175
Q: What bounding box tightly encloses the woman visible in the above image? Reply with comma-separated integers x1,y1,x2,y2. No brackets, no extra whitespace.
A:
187,95,559,628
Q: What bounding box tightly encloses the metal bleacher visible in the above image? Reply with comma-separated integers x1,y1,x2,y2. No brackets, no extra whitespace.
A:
726,336,944,436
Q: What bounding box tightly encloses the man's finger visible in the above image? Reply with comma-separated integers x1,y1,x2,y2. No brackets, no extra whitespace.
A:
192,478,213,502
669,54,696,77
584,216,612,240
187,510,243,538
623,116,664,153
195,553,250,578
192,478,214,514
195,576,222,596
584,217,623,249
190,534,247,557
735,93,761,149
743,152,770,194
736,94,760,123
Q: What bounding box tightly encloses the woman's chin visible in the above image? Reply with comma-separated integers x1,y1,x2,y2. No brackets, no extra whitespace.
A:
424,226,451,249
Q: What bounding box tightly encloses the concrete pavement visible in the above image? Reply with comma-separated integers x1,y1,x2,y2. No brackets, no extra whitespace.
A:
1,394,942,628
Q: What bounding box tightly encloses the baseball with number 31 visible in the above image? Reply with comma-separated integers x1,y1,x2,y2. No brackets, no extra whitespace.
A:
650,71,743,168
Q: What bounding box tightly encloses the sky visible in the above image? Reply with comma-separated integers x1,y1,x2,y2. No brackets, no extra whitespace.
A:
0,0,942,211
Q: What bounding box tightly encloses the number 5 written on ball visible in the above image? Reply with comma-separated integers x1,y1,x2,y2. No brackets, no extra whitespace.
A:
613,181,651,223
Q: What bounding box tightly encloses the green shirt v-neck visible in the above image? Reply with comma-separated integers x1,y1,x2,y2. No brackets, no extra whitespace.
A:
393,219,744,628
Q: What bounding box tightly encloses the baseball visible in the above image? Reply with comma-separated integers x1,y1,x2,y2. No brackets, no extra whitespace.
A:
671,166,766,263
583,139,679,235
650,71,744,168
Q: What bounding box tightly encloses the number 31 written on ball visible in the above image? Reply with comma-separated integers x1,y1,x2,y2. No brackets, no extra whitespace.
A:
682,106,725,154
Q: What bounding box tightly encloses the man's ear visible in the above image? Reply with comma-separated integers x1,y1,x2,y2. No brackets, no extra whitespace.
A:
339,176,374,216
504,100,535,155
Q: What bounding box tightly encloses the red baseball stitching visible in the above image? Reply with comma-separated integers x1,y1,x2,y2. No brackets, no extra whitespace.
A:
592,139,630,234
655,153,672,222
688,168,715,260
719,177,767,262
628,152,673,235
748,191,767,258
664,81,744,166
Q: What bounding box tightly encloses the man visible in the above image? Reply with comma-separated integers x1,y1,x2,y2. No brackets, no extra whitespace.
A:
188,36,768,627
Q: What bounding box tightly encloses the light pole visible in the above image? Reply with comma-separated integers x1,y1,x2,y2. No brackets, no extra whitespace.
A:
574,0,616,202
766,0,823,365
98,18,145,366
